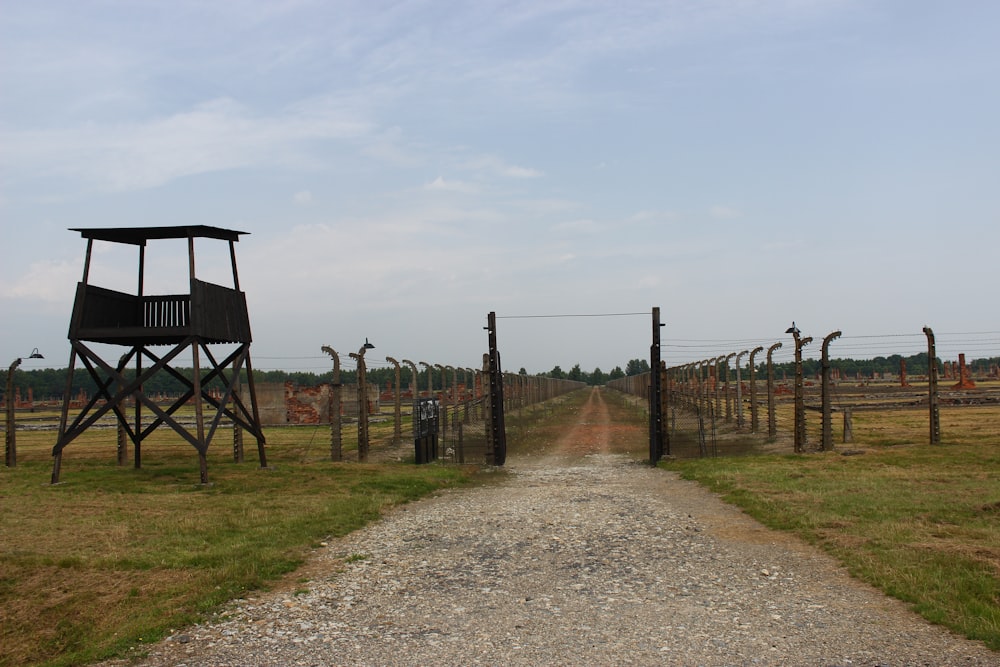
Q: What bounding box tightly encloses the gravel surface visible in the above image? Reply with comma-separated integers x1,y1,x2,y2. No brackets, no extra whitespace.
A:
105,388,997,666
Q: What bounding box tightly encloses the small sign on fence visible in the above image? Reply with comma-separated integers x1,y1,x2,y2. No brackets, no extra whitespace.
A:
413,397,439,464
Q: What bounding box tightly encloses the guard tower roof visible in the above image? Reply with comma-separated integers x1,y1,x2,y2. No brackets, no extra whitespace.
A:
70,225,248,246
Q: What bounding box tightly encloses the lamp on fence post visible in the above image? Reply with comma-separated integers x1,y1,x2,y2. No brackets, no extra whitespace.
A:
786,323,813,453
820,330,842,452
321,346,343,461
386,356,402,444
748,346,764,433
765,342,782,440
735,350,749,429
349,338,375,462
5,348,44,467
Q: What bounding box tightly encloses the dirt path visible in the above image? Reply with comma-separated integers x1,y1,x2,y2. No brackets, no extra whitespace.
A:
107,388,997,666
552,386,611,456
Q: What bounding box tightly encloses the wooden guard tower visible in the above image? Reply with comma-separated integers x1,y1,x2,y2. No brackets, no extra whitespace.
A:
51,226,267,484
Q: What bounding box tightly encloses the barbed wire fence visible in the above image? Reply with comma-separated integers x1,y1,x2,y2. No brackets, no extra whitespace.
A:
608,328,1000,459
7,325,997,467
1,356,586,470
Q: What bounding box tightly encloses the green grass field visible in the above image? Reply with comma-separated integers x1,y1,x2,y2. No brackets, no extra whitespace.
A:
661,404,1000,651
0,420,491,667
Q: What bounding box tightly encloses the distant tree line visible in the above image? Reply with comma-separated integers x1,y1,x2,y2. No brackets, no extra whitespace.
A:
4,366,405,403
536,353,1000,386
765,352,999,379
537,358,650,386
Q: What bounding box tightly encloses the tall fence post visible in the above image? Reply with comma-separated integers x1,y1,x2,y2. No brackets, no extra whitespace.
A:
748,346,764,433
435,364,448,445
766,342,782,440
486,312,506,465
789,325,813,453
713,356,723,423
696,365,708,456
723,352,736,422
820,330,842,452
649,306,664,464
923,326,941,444
450,366,459,429
403,359,420,437
420,361,433,397
463,368,473,423
321,346,343,461
701,360,710,418
5,357,22,467
349,339,374,462
482,354,493,459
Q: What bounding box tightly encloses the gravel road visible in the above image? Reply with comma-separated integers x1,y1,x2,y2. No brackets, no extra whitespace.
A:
110,389,998,666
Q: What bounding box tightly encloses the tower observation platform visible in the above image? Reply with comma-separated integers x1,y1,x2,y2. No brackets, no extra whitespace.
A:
51,225,267,484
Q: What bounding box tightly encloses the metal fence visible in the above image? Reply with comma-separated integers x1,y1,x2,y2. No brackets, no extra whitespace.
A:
609,327,1000,458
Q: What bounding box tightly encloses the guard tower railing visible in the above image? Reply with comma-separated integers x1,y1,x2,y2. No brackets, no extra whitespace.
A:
70,279,251,345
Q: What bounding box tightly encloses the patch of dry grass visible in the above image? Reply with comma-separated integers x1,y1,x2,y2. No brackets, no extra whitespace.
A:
0,421,485,667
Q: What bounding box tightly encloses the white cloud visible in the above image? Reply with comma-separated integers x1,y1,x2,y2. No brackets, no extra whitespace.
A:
503,164,545,178
760,238,806,252
709,205,742,220
359,126,423,167
293,190,313,205
552,219,601,234
2,97,373,193
463,154,544,179
636,274,661,289
1,259,79,303
630,210,679,224
423,176,479,193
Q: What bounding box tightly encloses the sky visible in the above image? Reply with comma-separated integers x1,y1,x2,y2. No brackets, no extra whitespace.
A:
2,0,998,377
